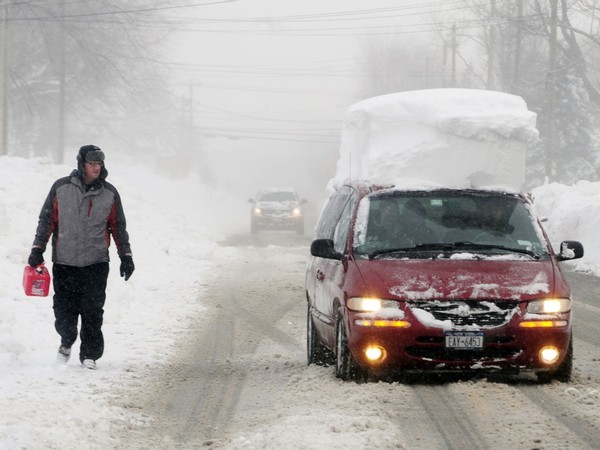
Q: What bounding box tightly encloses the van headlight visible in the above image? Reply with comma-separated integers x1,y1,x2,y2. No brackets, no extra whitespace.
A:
526,298,571,314
347,297,399,312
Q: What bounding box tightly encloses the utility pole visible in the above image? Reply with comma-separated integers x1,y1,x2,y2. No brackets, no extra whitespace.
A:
0,0,9,156
545,0,558,182
442,27,457,88
442,41,448,87
451,23,457,87
511,0,523,93
487,0,496,90
56,1,66,164
188,83,194,159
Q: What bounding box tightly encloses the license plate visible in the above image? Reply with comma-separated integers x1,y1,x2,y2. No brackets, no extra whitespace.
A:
445,331,484,349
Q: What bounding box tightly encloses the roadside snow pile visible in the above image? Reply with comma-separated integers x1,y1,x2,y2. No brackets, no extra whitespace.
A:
333,88,539,191
532,180,600,273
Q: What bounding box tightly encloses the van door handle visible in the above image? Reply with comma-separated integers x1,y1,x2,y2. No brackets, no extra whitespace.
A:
316,269,325,281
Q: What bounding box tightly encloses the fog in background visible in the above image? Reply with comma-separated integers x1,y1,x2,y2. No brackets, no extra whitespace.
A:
3,0,600,233
162,0,435,215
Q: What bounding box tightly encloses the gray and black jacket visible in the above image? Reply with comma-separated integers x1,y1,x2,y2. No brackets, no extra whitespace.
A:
32,169,132,267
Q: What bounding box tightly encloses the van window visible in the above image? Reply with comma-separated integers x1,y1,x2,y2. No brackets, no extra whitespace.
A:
333,192,357,253
315,186,355,239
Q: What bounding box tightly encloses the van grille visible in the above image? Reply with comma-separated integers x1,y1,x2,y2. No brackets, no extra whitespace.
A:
409,300,519,328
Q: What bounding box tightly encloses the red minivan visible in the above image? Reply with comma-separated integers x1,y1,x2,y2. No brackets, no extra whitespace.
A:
305,181,583,382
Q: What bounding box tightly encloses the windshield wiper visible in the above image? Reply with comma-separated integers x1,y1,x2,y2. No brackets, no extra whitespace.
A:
369,243,457,259
369,246,417,259
369,242,541,259
446,241,541,259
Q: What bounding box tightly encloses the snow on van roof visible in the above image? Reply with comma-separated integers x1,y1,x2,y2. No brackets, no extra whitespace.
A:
332,88,539,192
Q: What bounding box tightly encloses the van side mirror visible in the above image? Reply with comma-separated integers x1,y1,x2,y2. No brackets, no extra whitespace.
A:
558,240,584,261
310,239,342,260
248,198,255,204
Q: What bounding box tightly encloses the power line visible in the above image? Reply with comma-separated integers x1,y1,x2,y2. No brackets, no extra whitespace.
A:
194,128,339,144
188,82,352,97
6,0,549,40
163,13,548,36
7,0,240,21
165,0,473,23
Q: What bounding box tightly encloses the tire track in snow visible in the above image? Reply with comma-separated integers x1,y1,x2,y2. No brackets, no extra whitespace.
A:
517,385,600,448
412,383,489,449
566,269,600,348
444,379,597,449
126,245,304,447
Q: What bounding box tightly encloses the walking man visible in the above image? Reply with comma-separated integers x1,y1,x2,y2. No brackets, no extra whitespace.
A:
28,145,134,370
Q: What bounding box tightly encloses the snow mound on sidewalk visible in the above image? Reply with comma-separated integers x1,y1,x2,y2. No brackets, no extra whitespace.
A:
333,88,539,191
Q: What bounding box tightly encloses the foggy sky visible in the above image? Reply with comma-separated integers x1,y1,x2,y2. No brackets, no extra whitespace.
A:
164,0,436,203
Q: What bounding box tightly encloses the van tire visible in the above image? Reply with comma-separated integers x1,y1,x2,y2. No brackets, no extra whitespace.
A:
335,310,364,382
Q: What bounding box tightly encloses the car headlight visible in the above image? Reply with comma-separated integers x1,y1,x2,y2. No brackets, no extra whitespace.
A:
292,207,302,216
347,297,399,312
526,298,571,314
253,207,262,215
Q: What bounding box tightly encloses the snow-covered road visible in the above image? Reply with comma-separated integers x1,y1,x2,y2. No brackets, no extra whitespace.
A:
112,232,600,449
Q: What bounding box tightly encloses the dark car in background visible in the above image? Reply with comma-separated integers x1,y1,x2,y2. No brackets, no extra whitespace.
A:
249,188,307,235
305,181,584,382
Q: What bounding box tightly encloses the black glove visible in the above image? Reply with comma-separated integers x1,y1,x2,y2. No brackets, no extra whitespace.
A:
120,255,135,281
28,247,44,267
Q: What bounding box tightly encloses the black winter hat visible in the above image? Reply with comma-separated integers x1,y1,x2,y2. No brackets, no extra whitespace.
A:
78,145,105,163
77,144,108,181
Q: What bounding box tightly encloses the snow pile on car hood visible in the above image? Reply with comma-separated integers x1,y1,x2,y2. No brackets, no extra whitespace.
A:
332,88,539,191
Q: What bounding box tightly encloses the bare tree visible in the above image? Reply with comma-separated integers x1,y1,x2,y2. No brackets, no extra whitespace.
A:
436,0,600,184
357,34,445,98
4,1,177,161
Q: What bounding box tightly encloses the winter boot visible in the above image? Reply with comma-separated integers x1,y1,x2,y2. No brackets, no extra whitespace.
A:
57,346,71,364
81,359,97,370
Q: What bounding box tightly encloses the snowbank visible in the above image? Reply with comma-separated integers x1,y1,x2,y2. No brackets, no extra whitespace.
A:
333,88,539,191
532,180,600,273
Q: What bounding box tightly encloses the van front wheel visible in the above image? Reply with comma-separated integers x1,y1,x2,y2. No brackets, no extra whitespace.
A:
335,311,364,382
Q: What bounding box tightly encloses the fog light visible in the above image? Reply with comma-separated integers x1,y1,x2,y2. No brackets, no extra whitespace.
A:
539,346,560,365
364,345,385,362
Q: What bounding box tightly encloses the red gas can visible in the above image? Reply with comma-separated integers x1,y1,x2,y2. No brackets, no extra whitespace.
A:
23,264,51,297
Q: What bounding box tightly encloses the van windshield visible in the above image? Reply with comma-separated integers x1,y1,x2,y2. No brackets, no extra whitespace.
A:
353,191,549,258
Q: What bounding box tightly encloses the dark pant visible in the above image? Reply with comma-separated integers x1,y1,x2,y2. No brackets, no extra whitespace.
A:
52,263,109,362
